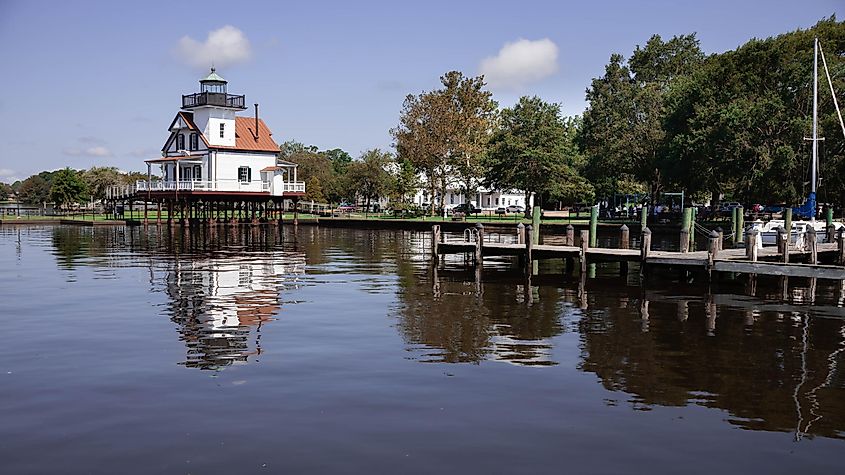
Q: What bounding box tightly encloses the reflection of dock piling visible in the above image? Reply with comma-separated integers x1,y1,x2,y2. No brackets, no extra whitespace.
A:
432,224,845,281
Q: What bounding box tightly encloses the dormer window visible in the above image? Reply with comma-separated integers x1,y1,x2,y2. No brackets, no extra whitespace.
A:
189,133,198,151
177,134,185,151
220,123,225,138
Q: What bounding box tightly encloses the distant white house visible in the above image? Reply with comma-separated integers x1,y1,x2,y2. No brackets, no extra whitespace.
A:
414,187,533,211
136,68,305,198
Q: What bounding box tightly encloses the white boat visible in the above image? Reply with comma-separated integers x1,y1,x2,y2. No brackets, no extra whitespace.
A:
749,219,844,246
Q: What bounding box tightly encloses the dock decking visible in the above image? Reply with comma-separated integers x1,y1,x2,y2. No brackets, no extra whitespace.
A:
432,224,845,280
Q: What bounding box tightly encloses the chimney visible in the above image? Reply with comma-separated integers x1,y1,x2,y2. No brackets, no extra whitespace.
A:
253,103,259,141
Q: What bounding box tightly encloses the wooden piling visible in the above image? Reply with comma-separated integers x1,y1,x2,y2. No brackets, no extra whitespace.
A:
690,207,697,251
580,229,589,275
707,230,720,275
838,228,845,266
736,206,745,244
778,226,789,263
807,227,818,264
589,206,598,247
619,224,629,276
565,224,575,247
827,224,836,244
745,230,758,262
525,225,533,275
531,206,541,245
619,224,629,250
640,227,651,277
640,205,648,230
680,229,690,253
517,223,525,245
475,223,484,266
431,225,440,259
784,208,793,239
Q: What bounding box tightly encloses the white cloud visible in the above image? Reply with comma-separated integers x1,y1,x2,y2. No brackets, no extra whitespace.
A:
63,146,113,157
0,168,16,178
479,38,559,90
176,25,253,69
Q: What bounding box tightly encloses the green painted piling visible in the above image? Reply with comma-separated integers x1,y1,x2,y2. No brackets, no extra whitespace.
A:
531,206,541,245
589,205,598,247
827,207,833,227
640,205,648,230
737,206,744,243
682,208,692,233
690,207,697,250
785,208,793,236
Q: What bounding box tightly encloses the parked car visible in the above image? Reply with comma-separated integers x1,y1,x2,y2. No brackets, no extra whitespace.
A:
453,203,481,214
719,202,741,212
337,203,356,212
495,207,506,215
506,205,524,213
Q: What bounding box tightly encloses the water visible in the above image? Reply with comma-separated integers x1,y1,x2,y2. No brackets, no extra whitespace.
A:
1,225,844,474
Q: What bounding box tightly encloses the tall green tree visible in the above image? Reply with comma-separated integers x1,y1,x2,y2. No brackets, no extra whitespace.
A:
345,149,394,212
393,71,497,214
18,175,50,205
82,166,121,201
485,96,592,214
580,35,703,204
50,168,86,210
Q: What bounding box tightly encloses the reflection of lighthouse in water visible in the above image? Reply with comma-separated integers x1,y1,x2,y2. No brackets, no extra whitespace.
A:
163,251,306,370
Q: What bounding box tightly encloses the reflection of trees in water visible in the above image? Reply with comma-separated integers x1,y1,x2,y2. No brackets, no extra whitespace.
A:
576,278,845,439
394,266,568,365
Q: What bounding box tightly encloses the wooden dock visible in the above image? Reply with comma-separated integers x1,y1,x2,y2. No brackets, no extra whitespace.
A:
431,223,845,280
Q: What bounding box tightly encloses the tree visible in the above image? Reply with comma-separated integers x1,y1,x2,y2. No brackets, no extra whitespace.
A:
391,157,420,205
485,96,592,214
82,166,121,202
280,140,318,160
664,17,845,207
50,168,86,210
323,148,353,175
580,35,703,204
0,182,12,201
393,71,497,214
288,150,339,203
18,175,50,206
345,149,394,213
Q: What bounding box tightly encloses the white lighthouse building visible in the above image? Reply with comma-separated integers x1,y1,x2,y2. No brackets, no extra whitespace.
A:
136,68,304,198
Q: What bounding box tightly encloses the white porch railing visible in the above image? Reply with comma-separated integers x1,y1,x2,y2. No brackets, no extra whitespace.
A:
136,180,306,195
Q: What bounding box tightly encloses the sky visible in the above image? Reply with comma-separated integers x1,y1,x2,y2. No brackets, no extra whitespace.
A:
0,0,842,182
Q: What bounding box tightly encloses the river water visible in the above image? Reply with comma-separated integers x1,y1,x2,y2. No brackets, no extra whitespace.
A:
1,225,843,474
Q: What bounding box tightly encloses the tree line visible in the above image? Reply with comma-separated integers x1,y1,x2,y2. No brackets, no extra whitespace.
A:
1,167,146,210
4,17,842,216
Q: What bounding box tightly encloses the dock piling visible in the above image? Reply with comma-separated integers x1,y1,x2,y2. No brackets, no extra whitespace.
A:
707,230,720,274
736,206,745,244
807,227,818,264
640,227,651,277
589,206,598,247
838,228,845,265
777,227,789,263
531,206,541,245
475,223,484,266
525,225,533,275
619,224,629,250
680,228,690,253
517,223,525,245
565,224,575,247
580,229,589,275
431,225,441,260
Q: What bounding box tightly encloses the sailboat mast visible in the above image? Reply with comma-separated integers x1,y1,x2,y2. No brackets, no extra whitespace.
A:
812,37,818,196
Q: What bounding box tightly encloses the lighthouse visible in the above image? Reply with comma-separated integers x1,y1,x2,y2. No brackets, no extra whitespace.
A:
127,68,305,225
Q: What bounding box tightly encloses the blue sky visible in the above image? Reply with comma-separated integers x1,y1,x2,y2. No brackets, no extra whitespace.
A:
0,0,842,182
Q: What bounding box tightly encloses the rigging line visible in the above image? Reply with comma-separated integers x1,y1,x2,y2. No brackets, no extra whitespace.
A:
819,41,845,141
802,323,845,435
793,313,810,442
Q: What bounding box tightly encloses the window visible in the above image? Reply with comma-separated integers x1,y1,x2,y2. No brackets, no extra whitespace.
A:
177,134,185,150
238,166,251,183
189,133,198,151
220,123,225,138
193,165,201,181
